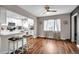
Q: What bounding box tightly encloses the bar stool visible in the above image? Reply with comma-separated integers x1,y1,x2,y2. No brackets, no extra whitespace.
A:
19,37,24,53
23,35,33,53
8,36,24,54
8,37,18,54
22,35,28,53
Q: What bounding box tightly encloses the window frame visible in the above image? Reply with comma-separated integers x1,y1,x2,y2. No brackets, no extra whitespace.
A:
43,19,61,32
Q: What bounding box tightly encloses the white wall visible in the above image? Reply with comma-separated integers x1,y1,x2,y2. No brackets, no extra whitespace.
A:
71,16,75,42
77,13,79,45
0,7,6,24
0,24,1,51
0,7,6,52
37,13,70,39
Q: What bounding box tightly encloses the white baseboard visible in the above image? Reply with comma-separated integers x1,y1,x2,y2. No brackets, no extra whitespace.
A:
77,44,79,48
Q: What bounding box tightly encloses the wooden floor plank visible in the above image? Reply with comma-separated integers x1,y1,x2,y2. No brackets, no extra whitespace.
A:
24,38,79,54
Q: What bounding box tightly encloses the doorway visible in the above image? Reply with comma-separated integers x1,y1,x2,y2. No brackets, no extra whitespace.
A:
74,16,77,44
71,13,78,44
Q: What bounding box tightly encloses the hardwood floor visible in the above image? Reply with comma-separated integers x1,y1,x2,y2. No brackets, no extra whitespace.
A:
24,38,79,54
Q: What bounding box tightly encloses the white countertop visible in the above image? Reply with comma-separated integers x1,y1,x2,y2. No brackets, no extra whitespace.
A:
0,30,26,36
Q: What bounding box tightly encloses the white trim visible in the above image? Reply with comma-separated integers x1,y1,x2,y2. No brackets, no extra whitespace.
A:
72,13,78,18
71,13,78,42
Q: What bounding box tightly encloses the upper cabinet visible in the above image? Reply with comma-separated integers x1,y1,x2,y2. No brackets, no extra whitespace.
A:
0,7,6,24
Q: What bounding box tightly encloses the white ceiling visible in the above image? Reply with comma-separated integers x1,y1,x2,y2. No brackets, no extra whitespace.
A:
18,5,77,17
6,10,26,19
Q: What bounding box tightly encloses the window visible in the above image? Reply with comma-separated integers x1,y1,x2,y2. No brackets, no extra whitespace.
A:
22,18,34,35
7,17,34,29
44,19,61,31
22,18,34,29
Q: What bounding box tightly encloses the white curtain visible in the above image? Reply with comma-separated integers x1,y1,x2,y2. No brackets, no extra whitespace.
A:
44,19,61,39
53,19,61,39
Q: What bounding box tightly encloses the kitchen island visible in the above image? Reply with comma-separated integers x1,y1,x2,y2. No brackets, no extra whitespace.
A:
0,30,27,54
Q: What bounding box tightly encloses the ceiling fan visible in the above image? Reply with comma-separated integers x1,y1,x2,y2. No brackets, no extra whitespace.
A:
42,5,57,15
44,5,57,12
